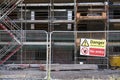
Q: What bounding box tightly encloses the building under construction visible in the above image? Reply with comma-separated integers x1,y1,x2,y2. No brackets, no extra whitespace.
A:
0,0,120,69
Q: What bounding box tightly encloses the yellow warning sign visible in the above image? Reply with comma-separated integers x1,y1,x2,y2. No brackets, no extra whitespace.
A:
81,39,89,47
90,39,106,48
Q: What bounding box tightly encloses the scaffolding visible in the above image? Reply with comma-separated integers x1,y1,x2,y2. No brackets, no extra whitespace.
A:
0,0,24,64
0,0,120,69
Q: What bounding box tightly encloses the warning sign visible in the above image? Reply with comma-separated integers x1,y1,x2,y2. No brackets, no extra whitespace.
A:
90,39,106,48
81,39,89,47
80,38,106,57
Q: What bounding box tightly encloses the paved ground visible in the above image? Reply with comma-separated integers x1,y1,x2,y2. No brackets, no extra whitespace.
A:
0,68,120,80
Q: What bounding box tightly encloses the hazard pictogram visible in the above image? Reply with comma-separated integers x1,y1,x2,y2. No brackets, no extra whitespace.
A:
81,39,89,47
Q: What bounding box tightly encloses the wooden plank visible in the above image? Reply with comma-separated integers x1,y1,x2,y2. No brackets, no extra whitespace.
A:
43,64,98,71
79,16,106,20
77,12,106,20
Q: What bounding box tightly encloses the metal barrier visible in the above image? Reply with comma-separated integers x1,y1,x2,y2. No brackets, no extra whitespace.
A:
49,31,120,79
0,30,48,79
0,30,120,80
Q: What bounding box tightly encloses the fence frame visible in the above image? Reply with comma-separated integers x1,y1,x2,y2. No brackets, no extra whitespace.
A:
49,30,120,79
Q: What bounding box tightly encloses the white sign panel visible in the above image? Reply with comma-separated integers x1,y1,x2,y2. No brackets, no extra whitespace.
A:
80,38,106,57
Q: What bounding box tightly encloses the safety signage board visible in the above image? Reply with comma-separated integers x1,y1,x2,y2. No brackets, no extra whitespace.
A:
80,38,106,57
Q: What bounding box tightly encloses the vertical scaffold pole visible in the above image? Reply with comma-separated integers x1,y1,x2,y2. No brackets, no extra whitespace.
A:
74,0,77,64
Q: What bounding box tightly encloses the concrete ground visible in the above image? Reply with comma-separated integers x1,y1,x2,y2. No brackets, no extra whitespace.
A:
0,68,120,80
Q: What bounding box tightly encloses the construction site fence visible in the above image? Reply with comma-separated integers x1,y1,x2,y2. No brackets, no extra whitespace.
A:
0,30,120,79
0,30,48,79
0,30,120,66
49,31,120,79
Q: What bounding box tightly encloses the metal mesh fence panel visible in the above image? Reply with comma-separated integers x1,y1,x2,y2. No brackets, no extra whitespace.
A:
0,30,48,79
49,31,120,79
